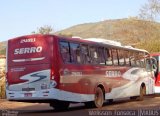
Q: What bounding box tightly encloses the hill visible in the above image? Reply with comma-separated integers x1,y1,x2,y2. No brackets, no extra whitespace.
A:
0,18,160,54
0,41,7,56
57,18,160,52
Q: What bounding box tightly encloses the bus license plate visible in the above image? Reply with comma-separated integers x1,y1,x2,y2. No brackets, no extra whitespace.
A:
24,93,32,97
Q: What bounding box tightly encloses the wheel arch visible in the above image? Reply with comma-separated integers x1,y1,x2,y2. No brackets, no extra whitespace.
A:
141,82,146,88
96,84,106,100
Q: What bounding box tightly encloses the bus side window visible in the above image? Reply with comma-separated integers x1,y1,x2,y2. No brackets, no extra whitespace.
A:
70,43,81,63
90,46,99,64
105,48,113,65
112,49,118,66
60,41,70,63
118,50,125,66
98,47,105,65
124,50,130,66
139,59,145,68
138,52,145,67
135,52,141,67
130,52,136,66
81,45,90,64
146,59,152,71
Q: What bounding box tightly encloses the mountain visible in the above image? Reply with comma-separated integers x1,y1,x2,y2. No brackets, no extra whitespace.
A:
56,18,160,52
0,18,160,55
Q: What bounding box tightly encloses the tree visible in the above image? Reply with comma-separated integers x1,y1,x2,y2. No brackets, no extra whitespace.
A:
32,25,54,34
139,0,160,21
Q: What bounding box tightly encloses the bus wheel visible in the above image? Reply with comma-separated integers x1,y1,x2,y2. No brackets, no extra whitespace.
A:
50,101,70,111
138,85,146,101
94,87,104,108
84,87,104,108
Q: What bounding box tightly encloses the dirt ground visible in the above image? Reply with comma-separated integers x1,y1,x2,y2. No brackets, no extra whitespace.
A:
0,95,159,110
1,95,160,116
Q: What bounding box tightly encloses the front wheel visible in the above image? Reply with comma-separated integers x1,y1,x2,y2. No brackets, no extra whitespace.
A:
137,85,146,101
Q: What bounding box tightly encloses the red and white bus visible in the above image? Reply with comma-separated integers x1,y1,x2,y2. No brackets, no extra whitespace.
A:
150,53,160,93
6,34,155,110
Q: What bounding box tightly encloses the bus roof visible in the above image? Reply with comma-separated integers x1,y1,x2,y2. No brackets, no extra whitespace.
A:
9,34,149,53
78,37,148,53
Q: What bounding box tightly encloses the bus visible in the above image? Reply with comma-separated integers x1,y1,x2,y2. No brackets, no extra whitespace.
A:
6,34,155,110
150,53,160,93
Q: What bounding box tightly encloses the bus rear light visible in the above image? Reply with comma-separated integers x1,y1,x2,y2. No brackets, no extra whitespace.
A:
51,76,54,80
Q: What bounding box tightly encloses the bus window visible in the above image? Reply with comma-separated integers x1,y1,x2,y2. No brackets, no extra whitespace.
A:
60,41,70,63
118,50,125,65
112,49,118,65
90,46,99,64
105,48,113,65
70,43,81,63
138,52,145,67
98,47,105,65
146,58,152,71
81,45,90,64
124,51,130,66
130,52,136,66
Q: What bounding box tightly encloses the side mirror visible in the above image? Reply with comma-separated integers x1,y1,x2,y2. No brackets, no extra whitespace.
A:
150,57,158,74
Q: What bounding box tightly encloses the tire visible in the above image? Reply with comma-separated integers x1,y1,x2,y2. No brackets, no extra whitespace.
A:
94,87,104,108
50,101,70,111
84,87,104,108
137,85,146,101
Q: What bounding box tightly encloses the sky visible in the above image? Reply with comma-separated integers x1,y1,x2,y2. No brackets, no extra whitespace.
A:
0,0,147,42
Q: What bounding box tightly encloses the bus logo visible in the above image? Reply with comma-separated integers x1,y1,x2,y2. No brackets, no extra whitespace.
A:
14,46,43,55
106,70,122,77
20,38,36,43
20,72,47,84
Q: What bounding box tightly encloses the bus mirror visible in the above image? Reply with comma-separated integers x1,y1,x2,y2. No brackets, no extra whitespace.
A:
151,57,158,74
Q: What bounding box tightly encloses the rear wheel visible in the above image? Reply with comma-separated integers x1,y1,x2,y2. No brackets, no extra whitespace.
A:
94,87,104,108
84,87,104,108
50,101,70,111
